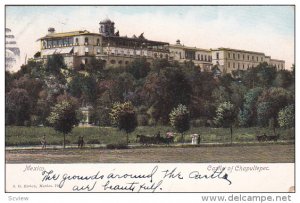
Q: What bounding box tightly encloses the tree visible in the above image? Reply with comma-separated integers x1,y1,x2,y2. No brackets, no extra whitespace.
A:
127,57,150,79
47,98,79,148
142,67,192,124
257,87,294,128
6,88,32,125
214,101,236,144
238,87,263,126
278,104,295,128
45,54,66,75
169,104,190,144
273,69,293,88
110,102,137,145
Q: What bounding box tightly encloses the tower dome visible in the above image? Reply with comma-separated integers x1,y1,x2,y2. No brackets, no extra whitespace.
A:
99,18,115,36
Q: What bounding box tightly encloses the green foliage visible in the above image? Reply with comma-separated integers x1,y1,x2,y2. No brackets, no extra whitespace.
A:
278,104,295,128
45,54,66,75
212,86,230,105
214,101,236,144
85,57,105,76
6,88,32,125
127,57,150,79
238,87,263,126
273,70,293,88
47,99,79,135
214,101,236,128
68,73,98,103
257,87,294,126
110,102,137,145
169,104,190,135
257,102,273,127
143,67,192,124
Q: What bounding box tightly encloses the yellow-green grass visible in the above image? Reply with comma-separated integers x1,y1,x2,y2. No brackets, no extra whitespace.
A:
5,126,294,147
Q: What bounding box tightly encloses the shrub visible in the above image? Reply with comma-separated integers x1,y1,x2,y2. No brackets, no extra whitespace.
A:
106,143,128,149
137,114,149,126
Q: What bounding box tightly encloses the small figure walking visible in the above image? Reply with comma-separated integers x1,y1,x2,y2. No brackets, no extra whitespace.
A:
197,134,201,145
78,136,84,149
41,135,46,150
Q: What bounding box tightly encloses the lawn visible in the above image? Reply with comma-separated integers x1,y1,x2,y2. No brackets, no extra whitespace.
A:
5,126,295,147
5,144,294,163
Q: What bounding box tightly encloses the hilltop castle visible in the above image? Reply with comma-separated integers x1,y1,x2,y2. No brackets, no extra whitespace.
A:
37,19,285,73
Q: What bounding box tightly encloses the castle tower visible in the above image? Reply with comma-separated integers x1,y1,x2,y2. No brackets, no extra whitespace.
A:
99,18,115,36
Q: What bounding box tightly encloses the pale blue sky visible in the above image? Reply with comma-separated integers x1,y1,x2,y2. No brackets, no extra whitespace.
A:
6,5,294,70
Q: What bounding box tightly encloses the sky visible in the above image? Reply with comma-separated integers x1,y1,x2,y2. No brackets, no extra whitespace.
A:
6,5,295,71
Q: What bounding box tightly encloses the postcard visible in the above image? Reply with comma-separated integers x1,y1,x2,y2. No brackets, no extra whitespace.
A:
4,3,295,199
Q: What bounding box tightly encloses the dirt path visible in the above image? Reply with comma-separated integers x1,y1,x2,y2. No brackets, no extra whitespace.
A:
6,143,294,163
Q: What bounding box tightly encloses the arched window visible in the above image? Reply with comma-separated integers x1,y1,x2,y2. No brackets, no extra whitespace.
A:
75,38,79,45
97,38,100,45
110,60,116,64
118,60,123,64
84,58,88,64
125,61,129,65
85,37,89,45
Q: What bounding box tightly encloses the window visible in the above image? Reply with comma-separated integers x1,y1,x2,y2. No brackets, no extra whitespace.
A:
238,63,240,69
84,58,88,64
243,54,244,60
233,62,235,69
198,54,200,60
97,38,100,45
75,38,79,45
233,53,235,59
228,53,231,58
205,55,207,61
85,47,89,56
257,56,258,61
261,57,263,62
118,60,123,65
201,55,203,61
97,48,100,54
110,60,116,64
52,40,58,47
160,54,163,58
228,62,230,68
216,52,219,60
179,52,182,59
84,37,89,45
238,54,240,59
243,64,245,69
247,55,250,60
252,56,254,61
58,39,63,46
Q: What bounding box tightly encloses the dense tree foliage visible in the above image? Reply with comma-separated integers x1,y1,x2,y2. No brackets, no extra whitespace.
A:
214,101,237,144
278,104,295,128
110,102,137,145
169,104,190,143
47,96,79,148
5,56,294,134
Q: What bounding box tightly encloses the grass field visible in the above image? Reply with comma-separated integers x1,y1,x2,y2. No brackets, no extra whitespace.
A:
5,143,294,163
5,126,295,146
